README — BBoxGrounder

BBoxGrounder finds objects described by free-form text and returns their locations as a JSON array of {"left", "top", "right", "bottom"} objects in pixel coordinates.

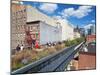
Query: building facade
[
  {"left": 90, "top": 25, "right": 95, "bottom": 35},
  {"left": 86, "top": 25, "right": 95, "bottom": 35},
  {"left": 86, "top": 35, "right": 96, "bottom": 43},
  {"left": 26, "top": 20, "right": 62, "bottom": 45},
  {"left": 74, "top": 26, "right": 81, "bottom": 38},
  {"left": 56, "top": 19, "right": 74, "bottom": 41},
  {"left": 78, "top": 52, "right": 96, "bottom": 70},
  {"left": 26, "top": 6, "right": 74, "bottom": 41},
  {"left": 11, "top": 3, "right": 75, "bottom": 49},
  {"left": 11, "top": 1, "right": 27, "bottom": 49}
]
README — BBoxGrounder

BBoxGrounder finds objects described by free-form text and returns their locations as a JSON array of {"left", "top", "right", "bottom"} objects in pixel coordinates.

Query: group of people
[
  {"left": 16, "top": 39, "right": 39, "bottom": 52},
  {"left": 16, "top": 44, "right": 24, "bottom": 52},
  {"left": 46, "top": 41, "right": 62, "bottom": 47},
  {"left": 46, "top": 42, "right": 57, "bottom": 47},
  {"left": 16, "top": 40, "right": 63, "bottom": 51}
]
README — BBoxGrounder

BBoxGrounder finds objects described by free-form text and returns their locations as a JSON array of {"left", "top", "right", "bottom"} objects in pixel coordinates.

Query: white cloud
[
  {"left": 84, "top": 23, "right": 95, "bottom": 34},
  {"left": 52, "top": 15, "right": 75, "bottom": 28},
  {"left": 52, "top": 15, "right": 69, "bottom": 23},
  {"left": 61, "top": 8, "right": 74, "bottom": 17},
  {"left": 52, "top": 15, "right": 63, "bottom": 20},
  {"left": 84, "top": 23, "right": 95, "bottom": 29},
  {"left": 91, "top": 20, "right": 95, "bottom": 23},
  {"left": 20, "top": 1, "right": 24, "bottom": 5},
  {"left": 39, "top": 3, "right": 58, "bottom": 14},
  {"left": 61, "top": 6, "right": 93, "bottom": 18}
]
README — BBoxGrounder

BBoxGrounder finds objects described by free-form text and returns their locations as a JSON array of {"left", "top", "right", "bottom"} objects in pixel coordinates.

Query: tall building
[
  {"left": 79, "top": 28, "right": 85, "bottom": 37},
  {"left": 74, "top": 25, "right": 81, "bottom": 38},
  {"left": 86, "top": 25, "right": 95, "bottom": 35},
  {"left": 11, "top": 1, "right": 27, "bottom": 49},
  {"left": 90, "top": 25, "right": 95, "bottom": 35}
]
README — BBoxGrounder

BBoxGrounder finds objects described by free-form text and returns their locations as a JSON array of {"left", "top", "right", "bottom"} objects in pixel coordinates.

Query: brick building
[
  {"left": 86, "top": 35, "right": 96, "bottom": 43},
  {"left": 11, "top": 1, "right": 27, "bottom": 49},
  {"left": 78, "top": 52, "right": 96, "bottom": 70},
  {"left": 78, "top": 42, "right": 96, "bottom": 70},
  {"left": 66, "top": 42, "right": 96, "bottom": 70}
]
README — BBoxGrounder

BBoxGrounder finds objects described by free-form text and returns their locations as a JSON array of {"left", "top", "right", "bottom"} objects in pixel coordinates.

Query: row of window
[
  {"left": 12, "top": 9, "right": 26, "bottom": 16},
  {"left": 12, "top": 19, "right": 26, "bottom": 26},
  {"left": 26, "top": 26, "right": 39, "bottom": 31},
  {"left": 16, "top": 33, "right": 25, "bottom": 38},
  {"left": 16, "top": 25, "right": 25, "bottom": 30},
  {"left": 12, "top": 15, "right": 26, "bottom": 21},
  {"left": 12, "top": 33, "right": 40, "bottom": 39},
  {"left": 15, "top": 40, "right": 25, "bottom": 44},
  {"left": 12, "top": 34, "right": 25, "bottom": 39}
]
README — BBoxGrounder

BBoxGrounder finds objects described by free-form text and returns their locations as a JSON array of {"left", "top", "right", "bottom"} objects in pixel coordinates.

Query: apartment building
[{"left": 11, "top": 1, "right": 27, "bottom": 49}]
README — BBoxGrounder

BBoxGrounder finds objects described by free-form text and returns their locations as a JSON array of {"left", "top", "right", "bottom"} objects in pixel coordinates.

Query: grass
[
  {"left": 11, "top": 37, "right": 84, "bottom": 71},
  {"left": 11, "top": 43, "right": 65, "bottom": 70}
]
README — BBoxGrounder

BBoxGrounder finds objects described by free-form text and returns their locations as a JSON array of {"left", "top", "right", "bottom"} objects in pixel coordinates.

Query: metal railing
[{"left": 11, "top": 41, "right": 84, "bottom": 75}]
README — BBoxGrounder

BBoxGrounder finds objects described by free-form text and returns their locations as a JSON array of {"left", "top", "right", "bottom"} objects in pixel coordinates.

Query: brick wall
[
  {"left": 78, "top": 52, "right": 96, "bottom": 70},
  {"left": 86, "top": 35, "right": 96, "bottom": 43}
]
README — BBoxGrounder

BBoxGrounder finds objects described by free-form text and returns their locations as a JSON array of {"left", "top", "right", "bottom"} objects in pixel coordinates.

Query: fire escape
[{"left": 25, "top": 26, "right": 33, "bottom": 48}]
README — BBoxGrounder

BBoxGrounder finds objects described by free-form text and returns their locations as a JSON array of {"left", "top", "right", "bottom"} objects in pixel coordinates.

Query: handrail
[{"left": 11, "top": 41, "right": 85, "bottom": 74}]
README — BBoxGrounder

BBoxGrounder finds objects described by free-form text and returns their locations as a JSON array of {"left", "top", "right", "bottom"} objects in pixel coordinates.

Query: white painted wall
[
  {"left": 26, "top": 5, "right": 74, "bottom": 43},
  {"left": 74, "top": 32, "right": 81, "bottom": 38},
  {"left": 57, "top": 19, "right": 74, "bottom": 41},
  {"left": 40, "top": 21, "right": 62, "bottom": 45}
]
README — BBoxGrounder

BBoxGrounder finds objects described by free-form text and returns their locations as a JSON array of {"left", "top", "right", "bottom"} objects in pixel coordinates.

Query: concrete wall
[
  {"left": 57, "top": 19, "right": 74, "bottom": 41},
  {"left": 40, "top": 21, "right": 62, "bottom": 45}
]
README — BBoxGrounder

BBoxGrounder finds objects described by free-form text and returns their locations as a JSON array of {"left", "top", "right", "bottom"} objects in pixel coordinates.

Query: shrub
[{"left": 65, "top": 37, "right": 85, "bottom": 47}]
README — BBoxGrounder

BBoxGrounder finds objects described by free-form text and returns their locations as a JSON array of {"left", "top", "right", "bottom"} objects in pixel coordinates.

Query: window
[
  {"left": 17, "top": 26, "right": 20, "bottom": 30},
  {"left": 30, "top": 26, "right": 32, "bottom": 31},
  {"left": 24, "top": 9, "right": 26, "bottom": 12},
  {"left": 17, "top": 34, "right": 19, "bottom": 37},
  {"left": 28, "top": 26, "right": 30, "bottom": 30}
]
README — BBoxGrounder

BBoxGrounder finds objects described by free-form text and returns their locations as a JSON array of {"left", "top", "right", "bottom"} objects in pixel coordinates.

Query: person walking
[
  {"left": 20, "top": 44, "right": 24, "bottom": 51},
  {"left": 16, "top": 44, "right": 20, "bottom": 52},
  {"left": 35, "top": 40, "right": 39, "bottom": 48},
  {"left": 32, "top": 38, "right": 36, "bottom": 48}
]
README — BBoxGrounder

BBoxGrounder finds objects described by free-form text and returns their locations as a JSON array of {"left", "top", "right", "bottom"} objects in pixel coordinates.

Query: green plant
[{"left": 65, "top": 37, "right": 85, "bottom": 47}]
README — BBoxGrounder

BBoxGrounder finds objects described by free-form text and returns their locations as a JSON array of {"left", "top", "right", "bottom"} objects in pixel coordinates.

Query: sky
[{"left": 22, "top": 1, "right": 96, "bottom": 28}]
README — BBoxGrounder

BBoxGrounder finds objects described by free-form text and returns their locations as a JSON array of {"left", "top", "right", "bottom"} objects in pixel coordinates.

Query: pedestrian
[
  {"left": 16, "top": 44, "right": 20, "bottom": 52},
  {"left": 32, "top": 38, "right": 36, "bottom": 47},
  {"left": 21, "top": 44, "right": 24, "bottom": 51},
  {"left": 35, "top": 40, "right": 39, "bottom": 48}
]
